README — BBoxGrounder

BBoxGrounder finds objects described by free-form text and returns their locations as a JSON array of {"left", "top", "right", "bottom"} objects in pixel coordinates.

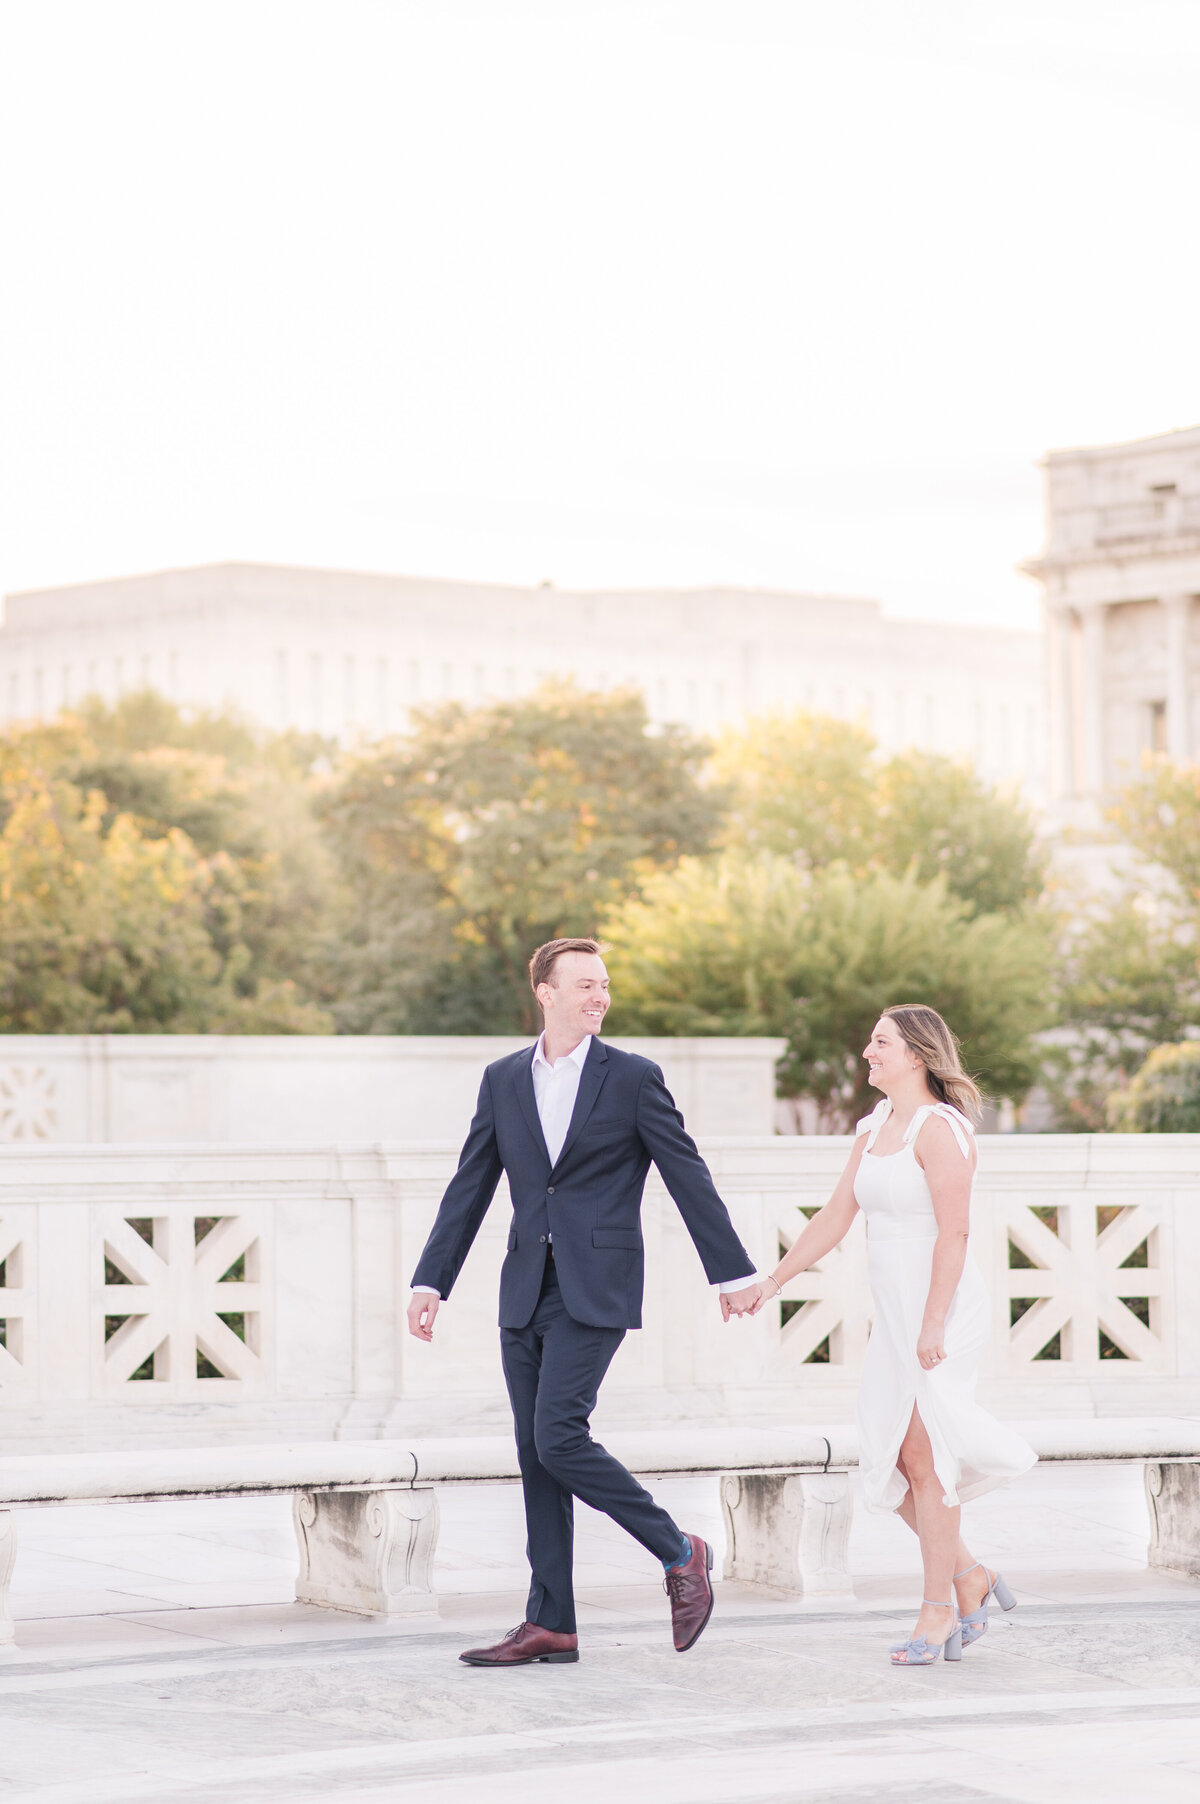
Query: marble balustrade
[{"left": 0, "top": 1134, "right": 1197, "bottom": 1453}]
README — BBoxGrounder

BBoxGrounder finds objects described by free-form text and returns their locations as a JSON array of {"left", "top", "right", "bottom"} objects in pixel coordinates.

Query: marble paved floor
[{"left": 2, "top": 1464, "right": 1199, "bottom": 1803}]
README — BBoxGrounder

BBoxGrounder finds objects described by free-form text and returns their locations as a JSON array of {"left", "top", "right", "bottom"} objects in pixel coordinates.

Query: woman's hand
[
  {"left": 748, "top": 1277, "right": 782, "bottom": 1316},
  {"left": 916, "top": 1320, "right": 946, "bottom": 1369}
]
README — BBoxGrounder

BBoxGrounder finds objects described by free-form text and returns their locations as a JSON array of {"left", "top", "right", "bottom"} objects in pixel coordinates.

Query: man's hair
[{"left": 529, "top": 938, "right": 604, "bottom": 993}]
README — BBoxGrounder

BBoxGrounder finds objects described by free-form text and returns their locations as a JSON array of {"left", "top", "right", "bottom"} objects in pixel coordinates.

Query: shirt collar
[{"left": 532, "top": 1032, "right": 594, "bottom": 1073}]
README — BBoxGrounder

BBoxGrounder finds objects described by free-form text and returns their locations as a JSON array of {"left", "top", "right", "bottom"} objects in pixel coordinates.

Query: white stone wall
[
  {"left": 0, "top": 563, "right": 1045, "bottom": 793},
  {"left": 0, "top": 1035, "right": 785, "bottom": 1145},
  {"left": 0, "top": 1133, "right": 1194, "bottom": 1452}
]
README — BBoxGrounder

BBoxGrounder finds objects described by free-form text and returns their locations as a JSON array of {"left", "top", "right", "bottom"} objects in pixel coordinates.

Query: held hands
[
  {"left": 720, "top": 1282, "right": 764, "bottom": 1321},
  {"left": 720, "top": 1276, "right": 784, "bottom": 1321},
  {"left": 916, "top": 1319, "right": 946, "bottom": 1369},
  {"left": 749, "top": 1275, "right": 782, "bottom": 1316},
  {"left": 406, "top": 1293, "right": 440, "bottom": 1342}
]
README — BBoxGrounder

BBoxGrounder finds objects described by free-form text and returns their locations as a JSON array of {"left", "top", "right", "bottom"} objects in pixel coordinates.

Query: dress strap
[
  {"left": 903, "top": 1101, "right": 975, "bottom": 1158},
  {"left": 855, "top": 1098, "right": 892, "bottom": 1149}
]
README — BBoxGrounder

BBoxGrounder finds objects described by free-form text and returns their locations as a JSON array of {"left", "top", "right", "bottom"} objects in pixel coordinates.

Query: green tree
[
  {"left": 1045, "top": 892, "right": 1200, "bottom": 1130},
  {"left": 1109, "top": 758, "right": 1200, "bottom": 901},
  {"left": 0, "top": 696, "right": 335, "bottom": 1032},
  {"left": 1107, "top": 1040, "right": 1200, "bottom": 1132},
  {"left": 603, "top": 854, "right": 1051, "bottom": 1128},
  {"left": 872, "top": 751, "right": 1046, "bottom": 917},
  {"left": 712, "top": 713, "right": 876, "bottom": 867},
  {"left": 1039, "top": 757, "right": 1200, "bottom": 1128},
  {"left": 319, "top": 683, "right": 723, "bottom": 1033},
  {"left": 0, "top": 764, "right": 230, "bottom": 1031},
  {"left": 716, "top": 712, "right": 1043, "bottom": 917}
]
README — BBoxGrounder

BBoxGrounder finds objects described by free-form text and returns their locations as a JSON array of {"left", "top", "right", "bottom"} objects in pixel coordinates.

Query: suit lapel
[
  {"left": 552, "top": 1035, "right": 609, "bottom": 1173},
  {"left": 514, "top": 1046, "right": 552, "bottom": 1167}
]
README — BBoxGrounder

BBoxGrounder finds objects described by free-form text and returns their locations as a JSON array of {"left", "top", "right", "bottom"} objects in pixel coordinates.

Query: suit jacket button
[
  {"left": 538, "top": 1235, "right": 547, "bottom": 1243},
  {"left": 547, "top": 1186, "right": 555, "bottom": 1194}
]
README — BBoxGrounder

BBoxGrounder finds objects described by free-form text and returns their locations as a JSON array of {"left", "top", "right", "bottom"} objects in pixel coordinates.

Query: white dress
[{"left": 853, "top": 1097, "right": 1037, "bottom": 1513}]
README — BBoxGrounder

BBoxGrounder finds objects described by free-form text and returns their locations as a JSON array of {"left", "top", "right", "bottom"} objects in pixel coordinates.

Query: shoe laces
[
  {"left": 663, "top": 1569, "right": 687, "bottom": 1603},
  {"left": 504, "top": 1623, "right": 529, "bottom": 1642}
]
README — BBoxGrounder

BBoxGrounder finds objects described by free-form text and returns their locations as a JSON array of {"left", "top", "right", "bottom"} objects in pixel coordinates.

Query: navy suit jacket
[{"left": 411, "top": 1037, "right": 756, "bottom": 1330}]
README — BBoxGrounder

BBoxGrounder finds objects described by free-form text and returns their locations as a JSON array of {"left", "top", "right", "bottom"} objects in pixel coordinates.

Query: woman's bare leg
[
  {"left": 893, "top": 1446, "right": 992, "bottom": 1617},
  {"left": 891, "top": 1407, "right": 959, "bottom": 1656}
]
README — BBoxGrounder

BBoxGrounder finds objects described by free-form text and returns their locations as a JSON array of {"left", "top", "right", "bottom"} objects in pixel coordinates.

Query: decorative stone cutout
[
  {"left": 0, "top": 1068, "right": 56, "bottom": 1142},
  {"left": 97, "top": 1208, "right": 268, "bottom": 1397}
]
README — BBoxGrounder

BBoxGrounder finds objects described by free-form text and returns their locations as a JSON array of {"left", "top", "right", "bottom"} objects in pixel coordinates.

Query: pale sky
[{"left": 2, "top": 0, "right": 1197, "bottom": 631}]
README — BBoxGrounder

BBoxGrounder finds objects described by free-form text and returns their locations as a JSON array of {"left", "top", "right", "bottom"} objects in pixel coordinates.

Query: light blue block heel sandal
[
  {"left": 956, "top": 1561, "right": 1017, "bottom": 1647},
  {"left": 889, "top": 1600, "right": 963, "bottom": 1666}
]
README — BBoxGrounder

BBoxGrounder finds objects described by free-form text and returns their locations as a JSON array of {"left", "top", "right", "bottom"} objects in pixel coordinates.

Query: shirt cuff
[
  {"left": 717, "top": 1274, "right": 758, "bottom": 1293},
  {"left": 411, "top": 1285, "right": 441, "bottom": 1298}
]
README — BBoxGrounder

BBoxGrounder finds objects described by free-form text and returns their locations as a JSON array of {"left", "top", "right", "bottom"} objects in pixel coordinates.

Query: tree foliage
[
  {"left": 0, "top": 695, "right": 334, "bottom": 1033},
  {"left": 1036, "top": 757, "right": 1200, "bottom": 1129},
  {"left": 1042, "top": 892, "right": 1200, "bottom": 1130},
  {"left": 318, "top": 683, "right": 723, "bottom": 1034},
  {"left": 1109, "top": 758, "right": 1200, "bottom": 901},
  {"left": 1106, "top": 1040, "right": 1200, "bottom": 1132},
  {"left": 603, "top": 854, "right": 1051, "bottom": 1127},
  {"left": 715, "top": 714, "right": 1044, "bottom": 916}
]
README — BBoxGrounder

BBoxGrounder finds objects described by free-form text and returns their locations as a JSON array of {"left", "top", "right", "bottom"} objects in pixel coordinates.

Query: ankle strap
[
  {"left": 953, "top": 1561, "right": 983, "bottom": 1580},
  {"left": 922, "top": 1598, "right": 952, "bottom": 1607}
]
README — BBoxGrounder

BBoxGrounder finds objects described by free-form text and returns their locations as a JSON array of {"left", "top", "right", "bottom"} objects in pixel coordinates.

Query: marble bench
[
  {"left": 2, "top": 1417, "right": 1198, "bottom": 1642},
  {"left": 0, "top": 1426, "right": 858, "bottom": 1642}
]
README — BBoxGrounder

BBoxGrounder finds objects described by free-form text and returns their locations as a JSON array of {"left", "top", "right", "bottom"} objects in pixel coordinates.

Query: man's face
[{"left": 538, "top": 951, "right": 611, "bottom": 1045}]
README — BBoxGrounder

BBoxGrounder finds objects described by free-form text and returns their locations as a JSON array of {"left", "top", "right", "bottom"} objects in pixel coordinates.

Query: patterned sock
[{"left": 662, "top": 1534, "right": 692, "bottom": 1572}]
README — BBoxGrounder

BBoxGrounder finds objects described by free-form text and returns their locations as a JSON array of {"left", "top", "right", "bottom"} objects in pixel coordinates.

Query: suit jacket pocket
[
  {"left": 585, "top": 1123, "right": 634, "bottom": 1145},
  {"left": 591, "top": 1228, "right": 641, "bottom": 1250}
]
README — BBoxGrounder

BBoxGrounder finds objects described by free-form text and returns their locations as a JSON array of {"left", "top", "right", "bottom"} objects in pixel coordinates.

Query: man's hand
[
  {"left": 407, "top": 1292, "right": 440, "bottom": 1342},
  {"left": 720, "top": 1283, "right": 762, "bottom": 1321}
]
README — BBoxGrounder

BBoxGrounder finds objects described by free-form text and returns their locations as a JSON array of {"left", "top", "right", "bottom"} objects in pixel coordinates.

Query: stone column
[
  {"left": 1163, "top": 596, "right": 1192, "bottom": 761},
  {"left": 1045, "top": 605, "right": 1075, "bottom": 800},
  {"left": 1079, "top": 603, "right": 1106, "bottom": 793}
]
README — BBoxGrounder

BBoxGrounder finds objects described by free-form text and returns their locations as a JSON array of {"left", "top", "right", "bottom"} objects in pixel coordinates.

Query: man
[{"left": 408, "top": 937, "right": 760, "bottom": 1667}]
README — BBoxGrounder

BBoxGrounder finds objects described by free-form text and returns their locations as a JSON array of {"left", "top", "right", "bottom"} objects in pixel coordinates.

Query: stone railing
[
  {"left": 1, "top": 1134, "right": 1197, "bottom": 1450},
  {"left": 0, "top": 1035, "right": 786, "bottom": 1144}
]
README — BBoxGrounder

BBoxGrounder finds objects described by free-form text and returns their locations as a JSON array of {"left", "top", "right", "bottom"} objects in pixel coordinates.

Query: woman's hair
[{"left": 881, "top": 1003, "right": 984, "bottom": 1124}]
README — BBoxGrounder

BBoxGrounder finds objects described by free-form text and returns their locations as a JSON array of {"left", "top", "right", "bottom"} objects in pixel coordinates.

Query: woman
[{"left": 752, "top": 1004, "right": 1036, "bottom": 1666}]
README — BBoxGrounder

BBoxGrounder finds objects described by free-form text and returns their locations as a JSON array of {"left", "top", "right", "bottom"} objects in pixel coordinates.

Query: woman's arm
[
  {"left": 749, "top": 1137, "right": 865, "bottom": 1312},
  {"left": 914, "top": 1115, "right": 975, "bottom": 1369}
]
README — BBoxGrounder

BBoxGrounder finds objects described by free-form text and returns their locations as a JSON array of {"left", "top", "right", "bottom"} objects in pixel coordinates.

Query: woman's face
[{"left": 863, "top": 1017, "right": 916, "bottom": 1092}]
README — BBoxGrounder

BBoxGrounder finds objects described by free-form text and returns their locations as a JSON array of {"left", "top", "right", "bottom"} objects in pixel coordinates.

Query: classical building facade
[
  {"left": 1025, "top": 424, "right": 1200, "bottom": 812},
  {"left": 0, "top": 563, "right": 1045, "bottom": 791}
]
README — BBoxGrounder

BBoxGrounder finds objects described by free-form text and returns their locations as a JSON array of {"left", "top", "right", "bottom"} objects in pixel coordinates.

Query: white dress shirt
[
  {"left": 531, "top": 1029, "right": 591, "bottom": 1164},
  {"left": 413, "top": 1033, "right": 757, "bottom": 1296}
]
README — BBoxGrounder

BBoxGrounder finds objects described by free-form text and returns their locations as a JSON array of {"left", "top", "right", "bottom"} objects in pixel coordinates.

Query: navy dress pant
[{"left": 500, "top": 1256, "right": 684, "bottom": 1634}]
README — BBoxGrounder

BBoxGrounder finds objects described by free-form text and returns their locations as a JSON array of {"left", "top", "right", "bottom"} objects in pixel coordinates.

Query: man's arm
[
  {"left": 408, "top": 1070, "right": 504, "bottom": 1312},
  {"left": 635, "top": 1064, "right": 757, "bottom": 1303}
]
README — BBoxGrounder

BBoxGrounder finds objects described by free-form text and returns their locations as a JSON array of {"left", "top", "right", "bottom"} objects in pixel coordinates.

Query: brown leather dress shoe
[
  {"left": 459, "top": 1622, "right": 580, "bottom": 1666},
  {"left": 664, "top": 1533, "right": 714, "bottom": 1652}
]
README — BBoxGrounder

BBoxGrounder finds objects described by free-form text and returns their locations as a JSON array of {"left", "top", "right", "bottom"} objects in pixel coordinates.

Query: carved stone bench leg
[
  {"left": 1146, "top": 1462, "right": 1200, "bottom": 1579},
  {"left": 294, "top": 1486, "right": 440, "bottom": 1617},
  {"left": 0, "top": 1509, "right": 14, "bottom": 1644},
  {"left": 721, "top": 1470, "right": 855, "bottom": 1599}
]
